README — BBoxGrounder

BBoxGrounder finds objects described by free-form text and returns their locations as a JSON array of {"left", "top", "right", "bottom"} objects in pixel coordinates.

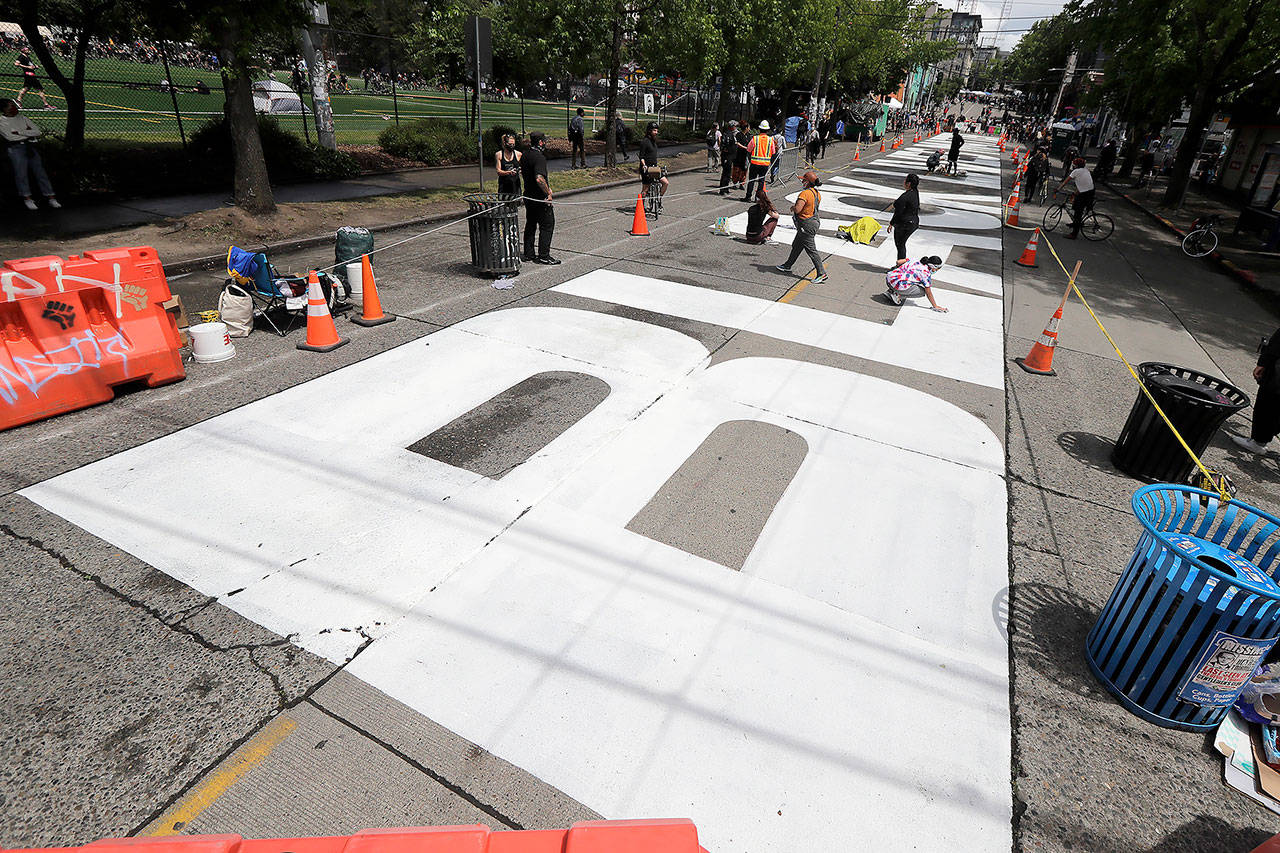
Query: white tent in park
[
  {"left": 0, "top": 21, "right": 54, "bottom": 39},
  {"left": 251, "top": 80, "right": 303, "bottom": 115},
  {"left": 885, "top": 97, "right": 904, "bottom": 110}
]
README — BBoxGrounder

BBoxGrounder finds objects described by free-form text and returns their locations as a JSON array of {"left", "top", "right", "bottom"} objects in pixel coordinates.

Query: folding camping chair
[{"left": 227, "top": 246, "right": 345, "bottom": 336}]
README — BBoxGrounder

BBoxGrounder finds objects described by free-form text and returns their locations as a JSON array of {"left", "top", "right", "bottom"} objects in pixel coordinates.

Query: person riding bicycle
[
  {"left": 639, "top": 122, "right": 668, "bottom": 202},
  {"left": 1055, "top": 156, "right": 1095, "bottom": 239}
]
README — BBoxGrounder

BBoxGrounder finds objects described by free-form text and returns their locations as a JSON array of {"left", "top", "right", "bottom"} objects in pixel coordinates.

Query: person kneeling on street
[
  {"left": 745, "top": 187, "right": 780, "bottom": 244},
  {"left": 885, "top": 255, "right": 947, "bottom": 312},
  {"left": 926, "top": 149, "right": 942, "bottom": 173}
]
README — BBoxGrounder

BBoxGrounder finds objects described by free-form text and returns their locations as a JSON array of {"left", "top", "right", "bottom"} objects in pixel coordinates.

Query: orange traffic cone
[
  {"left": 1005, "top": 185, "right": 1022, "bottom": 227},
  {"left": 1017, "top": 294, "right": 1068, "bottom": 375},
  {"left": 352, "top": 254, "right": 395, "bottom": 327},
  {"left": 630, "top": 192, "right": 650, "bottom": 236},
  {"left": 297, "top": 271, "right": 349, "bottom": 352},
  {"left": 879, "top": 139, "right": 886, "bottom": 152},
  {"left": 853, "top": 143, "right": 860, "bottom": 161},
  {"left": 1014, "top": 228, "right": 1040, "bottom": 268}
]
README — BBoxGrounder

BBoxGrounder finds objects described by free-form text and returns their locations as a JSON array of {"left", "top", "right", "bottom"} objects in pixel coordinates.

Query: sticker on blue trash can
[{"left": 1178, "top": 631, "right": 1276, "bottom": 706}]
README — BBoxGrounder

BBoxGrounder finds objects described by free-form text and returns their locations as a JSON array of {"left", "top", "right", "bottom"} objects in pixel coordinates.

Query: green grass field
[{"left": 0, "top": 53, "right": 645, "bottom": 146}]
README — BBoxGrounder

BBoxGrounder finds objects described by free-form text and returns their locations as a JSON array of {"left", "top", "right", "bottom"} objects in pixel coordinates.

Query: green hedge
[{"left": 378, "top": 118, "right": 476, "bottom": 164}]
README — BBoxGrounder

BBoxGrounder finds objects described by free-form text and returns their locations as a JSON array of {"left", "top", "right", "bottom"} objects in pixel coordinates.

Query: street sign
[
  {"left": 311, "top": 2, "right": 329, "bottom": 25},
  {"left": 464, "top": 15, "right": 492, "bottom": 81}
]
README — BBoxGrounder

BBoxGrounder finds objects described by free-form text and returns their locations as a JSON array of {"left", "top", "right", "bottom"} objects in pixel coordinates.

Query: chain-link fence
[{"left": 0, "top": 20, "right": 776, "bottom": 159}]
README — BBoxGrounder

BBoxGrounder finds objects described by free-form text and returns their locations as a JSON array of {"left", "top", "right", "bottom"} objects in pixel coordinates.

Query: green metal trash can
[{"left": 464, "top": 193, "right": 522, "bottom": 276}]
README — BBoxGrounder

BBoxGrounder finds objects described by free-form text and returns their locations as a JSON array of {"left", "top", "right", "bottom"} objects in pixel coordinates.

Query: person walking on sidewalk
[
  {"left": 520, "top": 132, "right": 559, "bottom": 264},
  {"left": 886, "top": 173, "right": 921, "bottom": 265},
  {"left": 706, "top": 122, "right": 721, "bottom": 172},
  {"left": 1233, "top": 331, "right": 1280, "bottom": 454},
  {"left": 495, "top": 132, "right": 522, "bottom": 196},
  {"left": 1024, "top": 149, "right": 1049, "bottom": 203},
  {"left": 614, "top": 115, "right": 629, "bottom": 160},
  {"left": 569, "top": 108, "right": 586, "bottom": 168},
  {"left": 15, "top": 48, "right": 54, "bottom": 110},
  {"left": 1056, "top": 157, "right": 1095, "bottom": 239},
  {"left": 0, "top": 99, "right": 60, "bottom": 210},
  {"left": 775, "top": 170, "right": 827, "bottom": 283}
]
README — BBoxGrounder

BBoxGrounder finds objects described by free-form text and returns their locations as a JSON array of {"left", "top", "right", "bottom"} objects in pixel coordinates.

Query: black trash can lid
[
  {"left": 1139, "top": 362, "right": 1248, "bottom": 409},
  {"left": 1147, "top": 373, "right": 1234, "bottom": 405}
]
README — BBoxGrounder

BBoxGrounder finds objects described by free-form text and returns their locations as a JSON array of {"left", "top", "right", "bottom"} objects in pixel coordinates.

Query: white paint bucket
[
  {"left": 346, "top": 262, "right": 363, "bottom": 299},
  {"left": 190, "top": 321, "right": 236, "bottom": 364}
]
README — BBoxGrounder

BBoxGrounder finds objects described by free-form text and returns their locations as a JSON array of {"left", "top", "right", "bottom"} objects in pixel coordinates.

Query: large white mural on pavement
[{"left": 24, "top": 135, "right": 1012, "bottom": 853}]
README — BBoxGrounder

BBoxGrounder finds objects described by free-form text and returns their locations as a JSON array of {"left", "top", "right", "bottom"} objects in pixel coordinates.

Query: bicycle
[
  {"left": 1044, "top": 193, "right": 1114, "bottom": 241},
  {"left": 642, "top": 165, "right": 667, "bottom": 219},
  {"left": 1181, "top": 214, "right": 1221, "bottom": 258}
]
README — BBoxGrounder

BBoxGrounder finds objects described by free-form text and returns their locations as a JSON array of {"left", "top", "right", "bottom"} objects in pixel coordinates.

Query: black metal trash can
[
  {"left": 1111, "top": 362, "right": 1249, "bottom": 482},
  {"left": 463, "top": 193, "right": 521, "bottom": 276}
]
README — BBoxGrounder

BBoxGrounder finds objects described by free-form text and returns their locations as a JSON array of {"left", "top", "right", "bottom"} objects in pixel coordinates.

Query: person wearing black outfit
[
  {"left": 718, "top": 124, "right": 736, "bottom": 195},
  {"left": 886, "top": 173, "right": 921, "bottom": 264},
  {"left": 1234, "top": 331, "right": 1280, "bottom": 454},
  {"left": 1094, "top": 139, "right": 1117, "bottom": 183},
  {"left": 638, "top": 122, "right": 667, "bottom": 201},
  {"left": 569, "top": 108, "right": 586, "bottom": 168},
  {"left": 947, "top": 128, "right": 963, "bottom": 172},
  {"left": 615, "top": 115, "right": 628, "bottom": 160},
  {"left": 495, "top": 132, "right": 522, "bottom": 196},
  {"left": 520, "top": 132, "right": 559, "bottom": 264}
]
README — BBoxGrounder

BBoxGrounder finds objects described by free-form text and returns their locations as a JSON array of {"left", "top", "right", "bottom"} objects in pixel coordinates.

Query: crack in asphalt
[{"left": 304, "top": 698, "right": 526, "bottom": 830}]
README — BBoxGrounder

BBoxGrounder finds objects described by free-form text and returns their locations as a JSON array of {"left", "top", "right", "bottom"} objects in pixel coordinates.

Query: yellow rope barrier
[{"left": 1033, "top": 230, "right": 1231, "bottom": 500}]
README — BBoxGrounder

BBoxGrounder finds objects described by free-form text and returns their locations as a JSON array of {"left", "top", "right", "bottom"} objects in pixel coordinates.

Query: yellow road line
[
  {"left": 144, "top": 715, "right": 297, "bottom": 836},
  {"left": 779, "top": 277, "right": 811, "bottom": 303}
]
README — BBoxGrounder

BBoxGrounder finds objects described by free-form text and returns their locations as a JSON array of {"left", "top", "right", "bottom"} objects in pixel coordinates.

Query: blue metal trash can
[{"left": 1086, "top": 484, "right": 1280, "bottom": 730}]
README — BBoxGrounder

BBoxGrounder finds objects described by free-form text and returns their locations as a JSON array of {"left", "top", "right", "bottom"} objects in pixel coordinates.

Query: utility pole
[
  {"left": 299, "top": 3, "right": 336, "bottom": 151},
  {"left": 1049, "top": 50, "right": 1077, "bottom": 122}
]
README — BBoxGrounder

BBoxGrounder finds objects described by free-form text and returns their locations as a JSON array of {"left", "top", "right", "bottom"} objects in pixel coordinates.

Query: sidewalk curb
[
  {"left": 163, "top": 164, "right": 708, "bottom": 276},
  {"left": 1106, "top": 185, "right": 1258, "bottom": 287}
]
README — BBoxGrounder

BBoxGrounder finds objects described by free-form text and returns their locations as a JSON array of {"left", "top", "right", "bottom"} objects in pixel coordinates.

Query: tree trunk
[
  {"left": 603, "top": 5, "right": 623, "bottom": 167},
  {"left": 219, "top": 31, "right": 275, "bottom": 214},
  {"left": 1162, "top": 84, "right": 1216, "bottom": 207},
  {"left": 17, "top": 1, "right": 88, "bottom": 150}
]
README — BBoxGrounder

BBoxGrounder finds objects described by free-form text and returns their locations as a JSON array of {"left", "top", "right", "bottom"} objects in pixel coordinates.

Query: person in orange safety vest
[{"left": 743, "top": 119, "right": 776, "bottom": 201}]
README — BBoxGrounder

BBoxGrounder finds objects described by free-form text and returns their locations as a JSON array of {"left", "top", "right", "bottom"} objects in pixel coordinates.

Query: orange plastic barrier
[
  {"left": 3, "top": 820, "right": 707, "bottom": 853},
  {"left": 0, "top": 246, "right": 184, "bottom": 431}
]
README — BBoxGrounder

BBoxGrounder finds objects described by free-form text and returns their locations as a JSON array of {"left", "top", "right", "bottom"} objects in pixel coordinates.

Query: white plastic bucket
[
  {"left": 346, "top": 261, "right": 363, "bottom": 299},
  {"left": 190, "top": 321, "right": 236, "bottom": 364}
]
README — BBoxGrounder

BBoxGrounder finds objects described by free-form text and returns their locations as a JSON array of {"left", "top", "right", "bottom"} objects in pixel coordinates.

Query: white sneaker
[
  {"left": 22, "top": 198, "right": 37, "bottom": 211},
  {"left": 46, "top": 197, "right": 61, "bottom": 209},
  {"left": 885, "top": 288, "right": 903, "bottom": 305},
  {"left": 1232, "top": 435, "right": 1269, "bottom": 454}
]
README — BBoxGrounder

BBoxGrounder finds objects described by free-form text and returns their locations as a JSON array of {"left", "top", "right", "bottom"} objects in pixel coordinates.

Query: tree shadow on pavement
[{"left": 1144, "top": 815, "right": 1272, "bottom": 853}]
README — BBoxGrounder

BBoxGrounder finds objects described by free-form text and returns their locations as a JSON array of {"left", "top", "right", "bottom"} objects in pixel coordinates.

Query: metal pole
[
  {"left": 475, "top": 25, "right": 483, "bottom": 190},
  {"left": 158, "top": 40, "right": 186, "bottom": 149},
  {"left": 390, "top": 51, "right": 399, "bottom": 126},
  {"left": 520, "top": 85, "right": 525, "bottom": 133}
]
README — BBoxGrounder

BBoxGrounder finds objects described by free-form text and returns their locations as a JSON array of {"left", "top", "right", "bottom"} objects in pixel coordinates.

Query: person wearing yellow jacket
[{"left": 743, "top": 119, "right": 776, "bottom": 201}]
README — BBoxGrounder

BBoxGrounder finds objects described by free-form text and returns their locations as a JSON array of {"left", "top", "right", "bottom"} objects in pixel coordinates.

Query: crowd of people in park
[{"left": 1, "top": 30, "right": 218, "bottom": 71}]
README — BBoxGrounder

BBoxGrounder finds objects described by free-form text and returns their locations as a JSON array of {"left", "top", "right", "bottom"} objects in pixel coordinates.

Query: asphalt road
[{"left": 4, "top": 114, "right": 1280, "bottom": 853}]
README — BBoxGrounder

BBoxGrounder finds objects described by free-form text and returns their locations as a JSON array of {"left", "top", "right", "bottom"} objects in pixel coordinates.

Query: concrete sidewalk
[
  {"left": 1095, "top": 173, "right": 1279, "bottom": 293},
  {"left": 0, "top": 142, "right": 705, "bottom": 242}
]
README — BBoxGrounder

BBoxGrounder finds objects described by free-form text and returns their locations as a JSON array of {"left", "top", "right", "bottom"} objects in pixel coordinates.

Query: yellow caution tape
[{"left": 1036, "top": 231, "right": 1231, "bottom": 500}]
